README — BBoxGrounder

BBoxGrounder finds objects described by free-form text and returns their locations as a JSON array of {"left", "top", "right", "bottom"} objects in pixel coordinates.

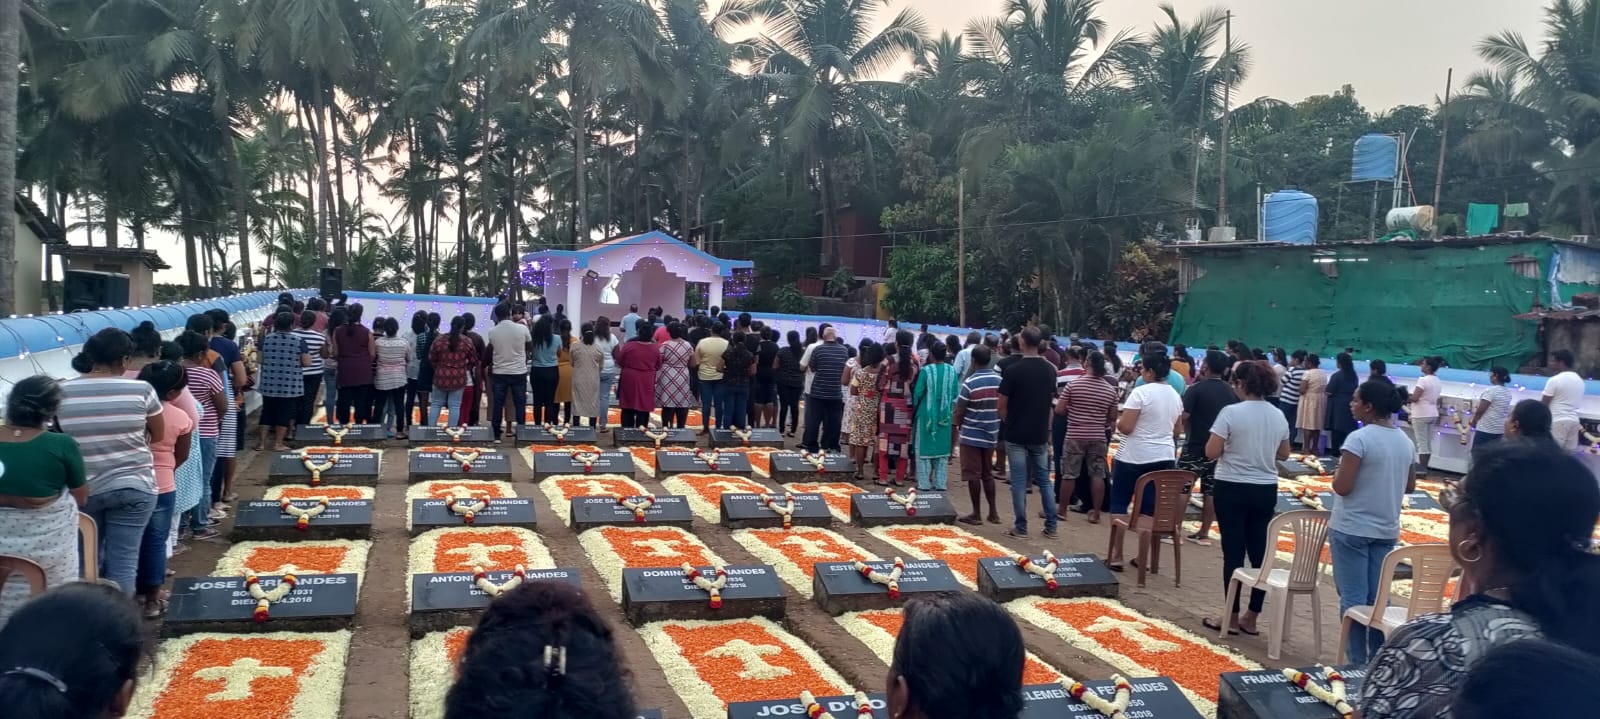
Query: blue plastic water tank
[
  {"left": 1351, "top": 134, "right": 1400, "bottom": 182},
  {"left": 1262, "top": 189, "right": 1319, "bottom": 244}
]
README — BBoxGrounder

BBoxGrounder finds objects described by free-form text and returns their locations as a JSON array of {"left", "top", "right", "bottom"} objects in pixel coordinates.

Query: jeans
[
  {"left": 376, "top": 386, "right": 406, "bottom": 433},
  {"left": 1007, "top": 443, "right": 1055, "bottom": 534},
  {"left": 322, "top": 372, "right": 338, "bottom": 422},
  {"left": 723, "top": 384, "right": 750, "bottom": 429},
  {"left": 429, "top": 388, "right": 466, "bottom": 426},
  {"left": 777, "top": 385, "right": 802, "bottom": 433},
  {"left": 915, "top": 456, "right": 949, "bottom": 491},
  {"left": 699, "top": 379, "right": 723, "bottom": 430},
  {"left": 1110, "top": 459, "right": 1177, "bottom": 515},
  {"left": 1214, "top": 480, "right": 1277, "bottom": 614},
  {"left": 85, "top": 487, "right": 157, "bottom": 596},
  {"left": 529, "top": 366, "right": 560, "bottom": 423},
  {"left": 801, "top": 395, "right": 845, "bottom": 452},
  {"left": 1330, "top": 529, "right": 1396, "bottom": 663},
  {"left": 491, "top": 373, "right": 529, "bottom": 438},
  {"left": 405, "top": 378, "right": 421, "bottom": 429},
  {"left": 137, "top": 491, "right": 177, "bottom": 594},
  {"left": 1280, "top": 400, "right": 1299, "bottom": 448},
  {"left": 598, "top": 372, "right": 617, "bottom": 427},
  {"left": 189, "top": 437, "right": 218, "bottom": 530}
]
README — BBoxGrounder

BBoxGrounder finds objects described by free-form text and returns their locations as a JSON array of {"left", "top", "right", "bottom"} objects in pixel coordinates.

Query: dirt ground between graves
[{"left": 168, "top": 437, "right": 1339, "bottom": 719}]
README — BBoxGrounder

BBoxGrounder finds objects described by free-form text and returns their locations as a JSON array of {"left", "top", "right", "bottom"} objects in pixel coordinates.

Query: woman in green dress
[{"left": 912, "top": 342, "right": 960, "bottom": 491}]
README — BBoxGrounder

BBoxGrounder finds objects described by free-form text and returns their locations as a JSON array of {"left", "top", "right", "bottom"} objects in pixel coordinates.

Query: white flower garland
[
  {"left": 683, "top": 562, "right": 729, "bottom": 609},
  {"left": 616, "top": 493, "right": 658, "bottom": 522},
  {"left": 1283, "top": 667, "right": 1353, "bottom": 719},
  {"left": 571, "top": 450, "right": 603, "bottom": 473},
  {"left": 731, "top": 426, "right": 754, "bottom": 446},
  {"left": 442, "top": 426, "right": 467, "bottom": 444},
  {"left": 799, "top": 690, "right": 872, "bottom": 719},
  {"left": 1291, "top": 453, "right": 1327, "bottom": 475},
  {"left": 1017, "top": 550, "right": 1061, "bottom": 590},
  {"left": 280, "top": 497, "right": 330, "bottom": 531},
  {"left": 643, "top": 426, "right": 670, "bottom": 449},
  {"left": 637, "top": 617, "right": 850, "bottom": 719},
  {"left": 887, "top": 488, "right": 917, "bottom": 516},
  {"left": 472, "top": 564, "right": 526, "bottom": 597},
  {"left": 1060, "top": 674, "right": 1132, "bottom": 718},
  {"left": 126, "top": 631, "right": 352, "bottom": 719},
  {"left": 1447, "top": 407, "right": 1472, "bottom": 445},
  {"left": 324, "top": 425, "right": 350, "bottom": 446},
  {"left": 855, "top": 557, "right": 905, "bottom": 598},
  {"left": 693, "top": 448, "right": 724, "bottom": 471},
  {"left": 541, "top": 422, "right": 573, "bottom": 443},
  {"left": 799, "top": 451, "right": 831, "bottom": 474},
  {"left": 299, "top": 449, "right": 336, "bottom": 486},
  {"left": 762, "top": 492, "right": 797, "bottom": 529},
  {"left": 446, "top": 495, "right": 490, "bottom": 524},
  {"left": 449, "top": 449, "right": 482, "bottom": 472},
  {"left": 1292, "top": 487, "right": 1325, "bottom": 510},
  {"left": 244, "top": 570, "right": 298, "bottom": 622}
]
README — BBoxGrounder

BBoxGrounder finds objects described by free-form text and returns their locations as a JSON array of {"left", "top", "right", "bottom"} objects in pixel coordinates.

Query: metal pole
[
  {"left": 958, "top": 169, "right": 967, "bottom": 327},
  {"left": 1432, "top": 68, "right": 1453, "bottom": 238},
  {"left": 1217, "top": 10, "right": 1233, "bottom": 228}
]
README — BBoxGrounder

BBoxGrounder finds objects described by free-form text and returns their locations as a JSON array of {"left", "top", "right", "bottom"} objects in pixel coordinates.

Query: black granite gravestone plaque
[
  {"left": 620, "top": 564, "right": 787, "bottom": 623},
  {"left": 849, "top": 491, "right": 958, "bottom": 527},
  {"left": 292, "top": 424, "right": 388, "bottom": 448},
  {"left": 265, "top": 451, "right": 381, "bottom": 486},
  {"left": 231, "top": 500, "right": 374, "bottom": 541},
  {"left": 517, "top": 424, "right": 600, "bottom": 444},
  {"left": 162, "top": 573, "right": 358, "bottom": 636},
  {"left": 409, "top": 449, "right": 513, "bottom": 481},
  {"left": 812, "top": 559, "right": 963, "bottom": 615},
  {"left": 1020, "top": 677, "right": 1203, "bottom": 719},
  {"left": 1274, "top": 492, "right": 1334, "bottom": 515},
  {"left": 410, "top": 497, "right": 537, "bottom": 536},
  {"left": 408, "top": 425, "right": 496, "bottom": 445},
  {"left": 1278, "top": 456, "right": 1338, "bottom": 477},
  {"left": 531, "top": 450, "right": 634, "bottom": 480},
  {"left": 709, "top": 428, "right": 787, "bottom": 449},
  {"left": 408, "top": 568, "right": 582, "bottom": 635},
  {"left": 613, "top": 427, "right": 699, "bottom": 448},
  {"left": 976, "top": 553, "right": 1118, "bottom": 602},
  {"left": 657, "top": 450, "right": 754, "bottom": 478},
  {"left": 720, "top": 493, "right": 833, "bottom": 529},
  {"left": 769, "top": 452, "right": 856, "bottom": 484},
  {"left": 728, "top": 694, "right": 889, "bottom": 719},
  {"left": 1217, "top": 666, "right": 1367, "bottom": 719},
  {"left": 1402, "top": 491, "right": 1443, "bottom": 513},
  {"left": 570, "top": 494, "right": 695, "bottom": 532}
]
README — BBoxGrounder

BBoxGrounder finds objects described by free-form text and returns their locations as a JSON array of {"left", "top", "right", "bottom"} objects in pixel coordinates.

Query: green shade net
[{"left": 1170, "top": 242, "right": 1551, "bottom": 370}]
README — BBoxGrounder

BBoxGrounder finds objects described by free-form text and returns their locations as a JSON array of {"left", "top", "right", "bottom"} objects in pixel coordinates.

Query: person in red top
[
  {"left": 428, "top": 317, "right": 480, "bottom": 426},
  {"left": 614, "top": 320, "right": 663, "bottom": 428}
]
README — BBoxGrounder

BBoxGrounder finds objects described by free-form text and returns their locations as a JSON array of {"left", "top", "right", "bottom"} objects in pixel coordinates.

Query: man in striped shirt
[
  {"left": 1278, "top": 350, "right": 1306, "bottom": 449},
  {"left": 953, "top": 346, "right": 1002, "bottom": 524},
  {"left": 292, "top": 310, "right": 328, "bottom": 427}
]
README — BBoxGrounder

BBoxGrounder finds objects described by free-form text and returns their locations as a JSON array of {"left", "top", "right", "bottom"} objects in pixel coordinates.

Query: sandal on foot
[
  {"left": 1202, "top": 617, "right": 1239, "bottom": 636},
  {"left": 958, "top": 515, "right": 982, "bottom": 525}
]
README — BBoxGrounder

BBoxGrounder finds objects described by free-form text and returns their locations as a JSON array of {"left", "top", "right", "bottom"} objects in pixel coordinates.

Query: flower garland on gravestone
[
  {"left": 855, "top": 557, "right": 904, "bottom": 598},
  {"left": 1016, "top": 550, "right": 1060, "bottom": 589},
  {"left": 280, "top": 497, "right": 330, "bottom": 531},
  {"left": 799, "top": 690, "right": 873, "bottom": 719},
  {"left": 542, "top": 423, "right": 571, "bottom": 443},
  {"left": 616, "top": 493, "right": 657, "bottom": 522},
  {"left": 324, "top": 425, "right": 350, "bottom": 446},
  {"left": 446, "top": 495, "right": 490, "bottom": 524},
  {"left": 1283, "top": 667, "right": 1353, "bottom": 719},
  {"left": 761, "top": 492, "right": 796, "bottom": 529},
  {"left": 473, "top": 565, "right": 526, "bottom": 597},
  {"left": 693, "top": 448, "right": 721, "bottom": 471},
  {"left": 245, "top": 570, "right": 298, "bottom": 622},
  {"left": 299, "top": 450, "right": 336, "bottom": 486},
  {"left": 682, "top": 563, "right": 728, "bottom": 609},
  {"left": 1060, "top": 674, "right": 1132, "bottom": 718},
  {"left": 888, "top": 488, "right": 917, "bottom": 516}
]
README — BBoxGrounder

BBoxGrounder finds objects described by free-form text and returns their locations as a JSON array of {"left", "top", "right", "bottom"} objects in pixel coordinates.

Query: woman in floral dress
[
  {"left": 847, "top": 343, "right": 884, "bottom": 481},
  {"left": 877, "top": 330, "right": 920, "bottom": 487},
  {"left": 655, "top": 323, "right": 695, "bottom": 428}
]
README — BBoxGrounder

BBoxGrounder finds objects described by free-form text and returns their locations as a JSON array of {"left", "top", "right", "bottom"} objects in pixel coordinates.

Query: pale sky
[{"left": 136, "top": 0, "right": 1547, "bottom": 284}]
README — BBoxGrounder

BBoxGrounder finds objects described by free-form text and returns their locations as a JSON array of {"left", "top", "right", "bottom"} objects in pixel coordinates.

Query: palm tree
[
  {"left": 745, "top": 0, "right": 929, "bottom": 266},
  {"left": 1463, "top": 0, "right": 1600, "bottom": 233}
]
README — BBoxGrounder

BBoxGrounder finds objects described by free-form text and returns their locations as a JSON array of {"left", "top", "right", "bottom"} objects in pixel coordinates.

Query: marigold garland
[
  {"left": 471, "top": 564, "right": 525, "bottom": 597},
  {"left": 1016, "top": 550, "right": 1060, "bottom": 590},
  {"left": 1060, "top": 674, "right": 1132, "bottom": 718},
  {"left": 279, "top": 498, "right": 330, "bottom": 531},
  {"left": 1283, "top": 667, "right": 1353, "bottom": 719},
  {"left": 762, "top": 492, "right": 797, "bottom": 529},
  {"left": 855, "top": 557, "right": 905, "bottom": 598},
  {"left": 617, "top": 493, "right": 657, "bottom": 522},
  {"left": 245, "top": 571, "right": 298, "bottom": 622},
  {"left": 683, "top": 562, "right": 729, "bottom": 609}
]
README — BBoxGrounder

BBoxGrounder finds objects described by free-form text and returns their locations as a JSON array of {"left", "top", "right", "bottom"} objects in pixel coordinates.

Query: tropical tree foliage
[{"left": 0, "top": 0, "right": 1588, "bottom": 332}]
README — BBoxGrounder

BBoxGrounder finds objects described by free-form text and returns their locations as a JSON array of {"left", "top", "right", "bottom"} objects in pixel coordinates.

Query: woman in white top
[
  {"left": 1469, "top": 366, "right": 1514, "bottom": 460},
  {"left": 372, "top": 317, "right": 414, "bottom": 438},
  {"left": 1202, "top": 361, "right": 1290, "bottom": 635},
  {"left": 1106, "top": 353, "right": 1183, "bottom": 571},
  {"left": 593, "top": 315, "right": 620, "bottom": 431},
  {"left": 1407, "top": 356, "right": 1444, "bottom": 473}
]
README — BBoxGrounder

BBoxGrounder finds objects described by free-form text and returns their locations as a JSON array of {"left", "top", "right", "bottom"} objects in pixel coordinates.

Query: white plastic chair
[
  {"left": 1336, "top": 543, "right": 1457, "bottom": 663},
  {"left": 1220, "top": 509, "right": 1332, "bottom": 659}
]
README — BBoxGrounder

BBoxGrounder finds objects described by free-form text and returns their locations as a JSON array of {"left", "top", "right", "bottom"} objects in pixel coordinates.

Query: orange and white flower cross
[
  {"left": 868, "top": 525, "right": 1017, "bottom": 588},
  {"left": 638, "top": 616, "right": 851, "bottom": 719},
  {"left": 835, "top": 608, "right": 1064, "bottom": 685},
  {"left": 627, "top": 446, "right": 660, "bottom": 476},
  {"left": 732, "top": 527, "right": 879, "bottom": 597},
  {"left": 538, "top": 474, "right": 646, "bottom": 526},
  {"left": 661, "top": 473, "right": 772, "bottom": 523},
  {"left": 1008, "top": 597, "right": 1261, "bottom": 714},
  {"left": 783, "top": 481, "right": 868, "bottom": 523},
  {"left": 127, "top": 631, "right": 352, "bottom": 719},
  {"left": 578, "top": 525, "right": 726, "bottom": 602},
  {"left": 214, "top": 540, "right": 372, "bottom": 585},
  {"left": 409, "top": 527, "right": 555, "bottom": 576}
]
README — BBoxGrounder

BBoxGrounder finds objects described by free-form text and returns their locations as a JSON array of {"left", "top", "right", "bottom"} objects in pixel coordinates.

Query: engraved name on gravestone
[
  {"left": 409, "top": 497, "right": 537, "bottom": 536},
  {"left": 409, "top": 449, "right": 513, "bottom": 481},
  {"left": 849, "top": 491, "right": 958, "bottom": 527},
  {"left": 1217, "top": 666, "right": 1367, "bottom": 719},
  {"left": 266, "top": 451, "right": 381, "bottom": 486},
  {"left": 231, "top": 500, "right": 374, "bottom": 541},
  {"left": 769, "top": 452, "right": 856, "bottom": 483},
  {"left": 719, "top": 493, "right": 833, "bottom": 529},
  {"left": 1020, "top": 677, "right": 1203, "bottom": 719},
  {"left": 620, "top": 564, "right": 786, "bottom": 623},
  {"left": 531, "top": 451, "right": 633, "bottom": 480},
  {"left": 408, "top": 425, "right": 496, "bottom": 444},
  {"left": 569, "top": 494, "right": 695, "bottom": 532},
  {"left": 408, "top": 568, "right": 582, "bottom": 636},
  {"left": 517, "top": 424, "right": 600, "bottom": 444},
  {"left": 812, "top": 559, "right": 963, "bottom": 615},
  {"left": 163, "top": 573, "right": 358, "bottom": 637},
  {"left": 975, "top": 553, "right": 1119, "bottom": 603},
  {"left": 612, "top": 427, "right": 698, "bottom": 448},
  {"left": 709, "top": 427, "right": 787, "bottom": 449},
  {"left": 1275, "top": 492, "right": 1335, "bottom": 515},
  {"left": 656, "top": 450, "right": 754, "bottom": 478}
]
